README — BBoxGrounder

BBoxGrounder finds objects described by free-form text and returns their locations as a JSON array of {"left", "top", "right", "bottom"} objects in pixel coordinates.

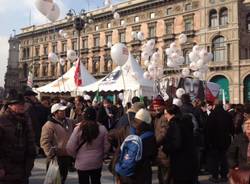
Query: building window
[
  {"left": 95, "top": 26, "right": 99, "bottom": 31},
  {"left": 219, "top": 8, "right": 228, "bottom": 26},
  {"left": 43, "top": 46, "right": 48, "bottom": 55},
  {"left": 82, "top": 39, "right": 88, "bottom": 49},
  {"left": 185, "top": 3, "right": 192, "bottom": 11},
  {"left": 148, "top": 24, "right": 156, "bottom": 38},
  {"left": 150, "top": 12, "right": 155, "bottom": 19},
  {"left": 184, "top": 50, "right": 191, "bottom": 64},
  {"left": 119, "top": 32, "right": 126, "bottom": 43},
  {"left": 72, "top": 41, "right": 77, "bottom": 50},
  {"left": 246, "top": 13, "right": 250, "bottom": 31},
  {"left": 52, "top": 44, "right": 57, "bottom": 53},
  {"left": 62, "top": 43, "right": 67, "bottom": 52},
  {"left": 184, "top": 19, "right": 193, "bottom": 31},
  {"left": 94, "top": 37, "right": 100, "bottom": 47},
  {"left": 209, "top": 9, "right": 218, "bottom": 27},
  {"left": 120, "top": 19, "right": 125, "bottom": 26},
  {"left": 212, "top": 36, "right": 226, "bottom": 62},
  {"left": 107, "top": 22, "right": 111, "bottom": 29},
  {"left": 245, "top": 48, "right": 248, "bottom": 59},
  {"left": 134, "top": 16, "right": 140, "bottom": 22},
  {"left": 106, "top": 35, "right": 112, "bottom": 45},
  {"left": 165, "top": 22, "right": 173, "bottom": 34},
  {"left": 35, "top": 47, "right": 40, "bottom": 57},
  {"left": 166, "top": 8, "right": 173, "bottom": 15}
]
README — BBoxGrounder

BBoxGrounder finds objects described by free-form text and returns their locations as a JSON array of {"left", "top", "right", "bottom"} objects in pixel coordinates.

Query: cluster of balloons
[
  {"left": 187, "top": 45, "right": 213, "bottom": 79},
  {"left": 110, "top": 43, "right": 129, "bottom": 67},
  {"left": 48, "top": 50, "right": 77, "bottom": 65},
  {"left": 35, "top": 0, "right": 60, "bottom": 22},
  {"left": 131, "top": 31, "right": 144, "bottom": 41},
  {"left": 142, "top": 39, "right": 163, "bottom": 81},
  {"left": 59, "top": 30, "right": 68, "bottom": 39},
  {"left": 165, "top": 34, "right": 188, "bottom": 68}
]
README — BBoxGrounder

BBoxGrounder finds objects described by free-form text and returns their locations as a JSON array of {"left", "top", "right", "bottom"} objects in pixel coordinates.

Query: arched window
[
  {"left": 219, "top": 8, "right": 228, "bottom": 26},
  {"left": 209, "top": 9, "right": 218, "bottom": 27},
  {"left": 247, "top": 13, "right": 250, "bottom": 31},
  {"left": 212, "top": 36, "right": 226, "bottom": 62}
]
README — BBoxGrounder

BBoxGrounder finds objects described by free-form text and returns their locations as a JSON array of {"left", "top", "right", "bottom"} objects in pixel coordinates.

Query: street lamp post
[{"left": 66, "top": 9, "right": 93, "bottom": 61}]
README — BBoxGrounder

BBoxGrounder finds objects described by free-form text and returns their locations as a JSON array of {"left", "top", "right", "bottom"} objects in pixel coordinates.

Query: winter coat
[
  {"left": 97, "top": 105, "right": 116, "bottom": 130},
  {"left": 163, "top": 116, "right": 198, "bottom": 181},
  {"left": 40, "top": 116, "right": 73, "bottom": 158},
  {"left": 205, "top": 106, "right": 234, "bottom": 151},
  {"left": 66, "top": 124, "right": 110, "bottom": 171},
  {"left": 233, "top": 112, "right": 244, "bottom": 135},
  {"left": 154, "top": 114, "right": 169, "bottom": 167},
  {"left": 228, "top": 133, "right": 250, "bottom": 169},
  {"left": 0, "top": 109, "right": 36, "bottom": 183}
]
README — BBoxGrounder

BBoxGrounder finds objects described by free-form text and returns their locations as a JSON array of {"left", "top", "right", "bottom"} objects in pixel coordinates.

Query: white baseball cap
[
  {"left": 135, "top": 109, "right": 152, "bottom": 124},
  {"left": 51, "top": 103, "right": 67, "bottom": 114}
]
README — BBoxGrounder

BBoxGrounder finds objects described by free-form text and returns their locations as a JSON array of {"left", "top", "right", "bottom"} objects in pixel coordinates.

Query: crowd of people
[{"left": 0, "top": 89, "right": 250, "bottom": 184}]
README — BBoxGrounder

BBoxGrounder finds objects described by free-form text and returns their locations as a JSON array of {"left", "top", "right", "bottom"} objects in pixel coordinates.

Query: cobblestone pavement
[{"left": 30, "top": 158, "right": 228, "bottom": 184}]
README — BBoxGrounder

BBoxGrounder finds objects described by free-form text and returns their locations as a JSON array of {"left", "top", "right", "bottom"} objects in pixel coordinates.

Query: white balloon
[
  {"left": 146, "top": 39, "right": 155, "bottom": 50},
  {"left": 104, "top": 0, "right": 112, "bottom": 6},
  {"left": 141, "top": 52, "right": 150, "bottom": 61},
  {"left": 189, "top": 52, "right": 199, "bottom": 63},
  {"left": 163, "top": 93, "right": 169, "bottom": 101},
  {"left": 59, "top": 58, "right": 66, "bottom": 66},
  {"left": 48, "top": 52, "right": 58, "bottom": 63},
  {"left": 118, "top": 92, "right": 124, "bottom": 100},
  {"left": 173, "top": 98, "right": 182, "bottom": 107},
  {"left": 59, "top": 29, "right": 64, "bottom": 36},
  {"left": 182, "top": 68, "right": 190, "bottom": 77},
  {"left": 170, "top": 53, "right": 179, "bottom": 62},
  {"left": 176, "top": 56, "right": 185, "bottom": 65},
  {"left": 131, "top": 31, "right": 137, "bottom": 39},
  {"left": 176, "top": 88, "right": 186, "bottom": 99},
  {"left": 107, "top": 41, "right": 112, "bottom": 48},
  {"left": 84, "top": 95, "right": 91, "bottom": 100},
  {"left": 197, "top": 59, "right": 205, "bottom": 68},
  {"left": 148, "top": 64, "right": 156, "bottom": 73},
  {"left": 143, "top": 71, "right": 151, "bottom": 80},
  {"left": 167, "top": 59, "right": 178, "bottom": 68},
  {"left": 46, "top": 3, "right": 60, "bottom": 22},
  {"left": 193, "top": 71, "right": 202, "bottom": 79},
  {"left": 165, "top": 48, "right": 174, "bottom": 56},
  {"left": 176, "top": 48, "right": 183, "bottom": 56},
  {"left": 192, "top": 45, "right": 201, "bottom": 53},
  {"left": 151, "top": 59, "right": 159, "bottom": 66},
  {"left": 170, "top": 42, "right": 177, "bottom": 50},
  {"left": 35, "top": 0, "right": 53, "bottom": 16},
  {"left": 190, "top": 62, "right": 199, "bottom": 71},
  {"left": 151, "top": 52, "right": 160, "bottom": 62},
  {"left": 63, "top": 32, "right": 68, "bottom": 39},
  {"left": 199, "top": 65, "right": 209, "bottom": 72},
  {"left": 137, "top": 32, "right": 144, "bottom": 41},
  {"left": 179, "top": 33, "right": 187, "bottom": 44},
  {"left": 113, "top": 12, "right": 120, "bottom": 20},
  {"left": 67, "top": 50, "right": 77, "bottom": 62},
  {"left": 111, "top": 43, "right": 129, "bottom": 66},
  {"left": 157, "top": 68, "right": 164, "bottom": 77}
]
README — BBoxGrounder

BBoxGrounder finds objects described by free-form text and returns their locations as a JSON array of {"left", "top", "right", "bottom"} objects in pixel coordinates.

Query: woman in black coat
[{"left": 163, "top": 104, "right": 198, "bottom": 184}]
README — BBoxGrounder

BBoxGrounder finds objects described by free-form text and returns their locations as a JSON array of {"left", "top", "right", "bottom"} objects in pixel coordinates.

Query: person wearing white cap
[
  {"left": 119, "top": 108, "right": 157, "bottom": 184},
  {"left": 40, "top": 103, "right": 74, "bottom": 184}
]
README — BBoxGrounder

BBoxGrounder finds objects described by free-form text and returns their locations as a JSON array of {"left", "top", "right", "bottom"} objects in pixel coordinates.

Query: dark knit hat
[
  {"left": 24, "top": 90, "right": 38, "bottom": 97},
  {"left": 5, "top": 90, "right": 25, "bottom": 105}
]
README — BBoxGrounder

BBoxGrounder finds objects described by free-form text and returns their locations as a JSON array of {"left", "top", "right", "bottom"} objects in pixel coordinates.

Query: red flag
[{"left": 74, "top": 59, "right": 82, "bottom": 86}]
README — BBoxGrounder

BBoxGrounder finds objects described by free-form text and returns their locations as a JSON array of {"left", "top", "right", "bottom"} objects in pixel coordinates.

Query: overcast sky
[{"left": 0, "top": 0, "right": 124, "bottom": 87}]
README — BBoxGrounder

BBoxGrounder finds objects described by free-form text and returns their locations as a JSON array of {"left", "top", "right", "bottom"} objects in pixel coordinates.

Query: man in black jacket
[{"left": 205, "top": 99, "right": 234, "bottom": 182}]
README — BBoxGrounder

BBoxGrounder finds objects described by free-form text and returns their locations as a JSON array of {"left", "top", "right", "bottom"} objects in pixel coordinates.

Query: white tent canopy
[
  {"left": 76, "top": 55, "right": 154, "bottom": 99},
  {"left": 36, "top": 62, "right": 96, "bottom": 93}
]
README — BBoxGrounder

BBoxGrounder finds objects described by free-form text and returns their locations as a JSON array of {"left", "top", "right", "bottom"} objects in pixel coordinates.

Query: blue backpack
[{"left": 115, "top": 130, "right": 154, "bottom": 176}]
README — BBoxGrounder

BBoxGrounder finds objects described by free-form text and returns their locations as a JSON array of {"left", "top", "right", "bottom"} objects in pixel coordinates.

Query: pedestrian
[
  {"left": 117, "top": 108, "right": 157, "bottom": 184},
  {"left": 0, "top": 91, "right": 36, "bottom": 184},
  {"left": 151, "top": 95, "right": 170, "bottom": 184},
  {"left": 40, "top": 103, "right": 74, "bottom": 184},
  {"left": 205, "top": 99, "right": 234, "bottom": 183},
  {"left": 66, "top": 107, "right": 110, "bottom": 184},
  {"left": 163, "top": 104, "right": 198, "bottom": 184}
]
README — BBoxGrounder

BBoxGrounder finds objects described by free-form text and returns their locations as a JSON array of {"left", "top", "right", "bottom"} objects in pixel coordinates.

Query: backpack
[{"left": 115, "top": 130, "right": 154, "bottom": 176}]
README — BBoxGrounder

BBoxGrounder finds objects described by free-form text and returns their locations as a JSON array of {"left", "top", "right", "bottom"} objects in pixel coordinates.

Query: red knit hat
[{"left": 151, "top": 95, "right": 165, "bottom": 110}]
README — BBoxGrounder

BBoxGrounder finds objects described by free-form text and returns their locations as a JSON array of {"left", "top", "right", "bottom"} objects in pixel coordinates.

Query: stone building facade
[
  {"left": 4, "top": 36, "right": 20, "bottom": 91},
  {"left": 15, "top": 0, "right": 250, "bottom": 103}
]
